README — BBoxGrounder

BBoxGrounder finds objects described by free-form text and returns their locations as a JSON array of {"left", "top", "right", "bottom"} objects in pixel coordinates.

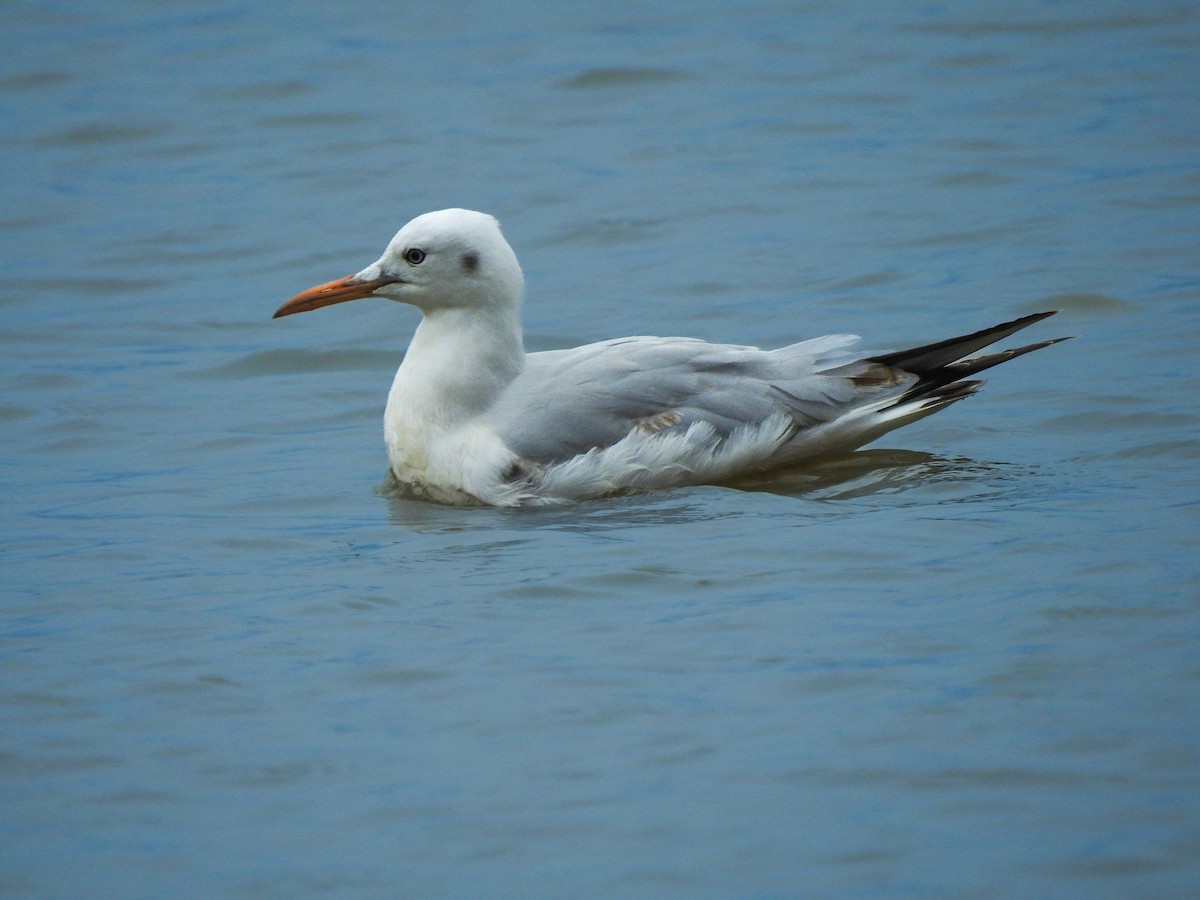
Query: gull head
[{"left": 274, "top": 208, "right": 524, "bottom": 319}]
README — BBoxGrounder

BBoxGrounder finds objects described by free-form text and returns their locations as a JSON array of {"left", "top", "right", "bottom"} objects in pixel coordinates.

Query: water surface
[{"left": 2, "top": 1, "right": 1199, "bottom": 896}]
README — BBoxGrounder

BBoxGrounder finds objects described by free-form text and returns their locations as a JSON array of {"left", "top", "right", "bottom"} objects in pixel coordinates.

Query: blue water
[{"left": 3, "top": 1, "right": 1199, "bottom": 896}]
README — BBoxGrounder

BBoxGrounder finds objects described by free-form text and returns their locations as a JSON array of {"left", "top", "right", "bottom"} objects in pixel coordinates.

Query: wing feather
[{"left": 487, "top": 334, "right": 878, "bottom": 463}]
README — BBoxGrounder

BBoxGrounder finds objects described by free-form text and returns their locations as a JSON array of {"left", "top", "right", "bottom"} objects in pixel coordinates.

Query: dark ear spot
[{"left": 461, "top": 252, "right": 480, "bottom": 273}]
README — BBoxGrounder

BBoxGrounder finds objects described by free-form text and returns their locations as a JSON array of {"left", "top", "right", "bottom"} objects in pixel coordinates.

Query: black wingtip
[
  {"left": 874, "top": 311, "right": 1070, "bottom": 405},
  {"left": 869, "top": 310, "right": 1064, "bottom": 373}
]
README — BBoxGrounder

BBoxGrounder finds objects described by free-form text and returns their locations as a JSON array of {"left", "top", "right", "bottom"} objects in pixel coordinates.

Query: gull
[{"left": 274, "top": 208, "right": 1067, "bottom": 507}]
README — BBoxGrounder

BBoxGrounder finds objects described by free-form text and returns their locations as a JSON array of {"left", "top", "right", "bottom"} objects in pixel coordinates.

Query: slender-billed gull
[{"left": 274, "top": 208, "right": 1067, "bottom": 506}]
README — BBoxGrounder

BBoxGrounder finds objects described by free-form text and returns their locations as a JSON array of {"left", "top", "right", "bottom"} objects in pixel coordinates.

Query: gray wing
[
  {"left": 485, "top": 312, "right": 1067, "bottom": 467},
  {"left": 485, "top": 334, "right": 892, "bottom": 463}
]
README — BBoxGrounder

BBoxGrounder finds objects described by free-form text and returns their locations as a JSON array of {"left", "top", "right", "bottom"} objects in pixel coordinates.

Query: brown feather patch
[
  {"left": 635, "top": 410, "right": 683, "bottom": 433},
  {"left": 849, "top": 363, "right": 904, "bottom": 387}
]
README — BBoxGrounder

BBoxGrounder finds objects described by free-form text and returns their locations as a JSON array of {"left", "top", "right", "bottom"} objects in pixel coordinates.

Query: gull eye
[{"left": 403, "top": 247, "right": 427, "bottom": 265}]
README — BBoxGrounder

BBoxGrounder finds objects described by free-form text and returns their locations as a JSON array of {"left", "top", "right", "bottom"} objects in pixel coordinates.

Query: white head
[{"left": 274, "top": 208, "right": 524, "bottom": 319}]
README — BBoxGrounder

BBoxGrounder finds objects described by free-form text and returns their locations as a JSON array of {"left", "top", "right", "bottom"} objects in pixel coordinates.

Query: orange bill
[{"left": 273, "top": 275, "right": 398, "bottom": 319}]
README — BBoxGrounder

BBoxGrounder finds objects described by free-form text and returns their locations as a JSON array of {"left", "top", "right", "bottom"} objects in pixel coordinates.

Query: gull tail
[{"left": 786, "top": 311, "right": 1070, "bottom": 461}]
